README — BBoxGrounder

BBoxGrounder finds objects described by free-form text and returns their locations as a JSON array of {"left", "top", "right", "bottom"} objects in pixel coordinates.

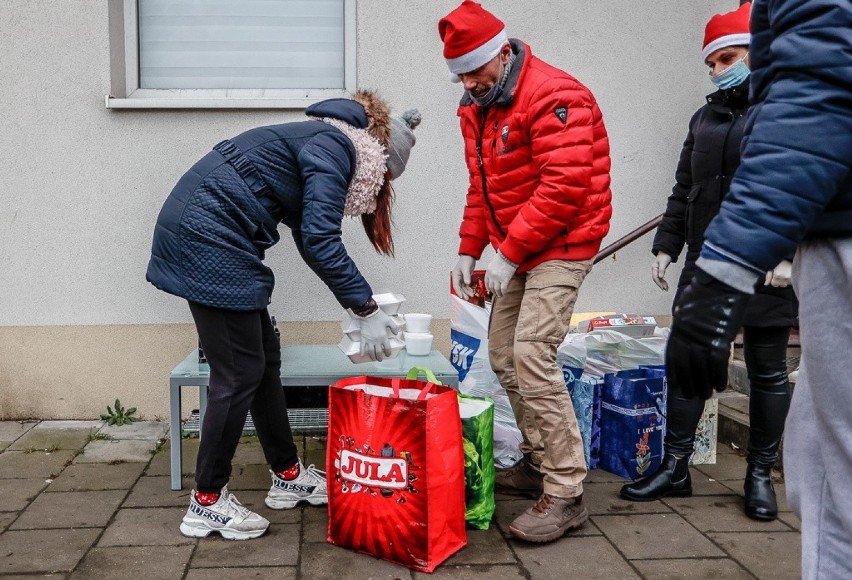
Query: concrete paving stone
[
  {"left": 414, "top": 564, "right": 525, "bottom": 579},
  {"left": 10, "top": 489, "right": 125, "bottom": 530},
  {"left": 98, "top": 420, "right": 168, "bottom": 441},
  {"left": 74, "top": 439, "right": 156, "bottom": 464},
  {"left": 189, "top": 523, "right": 300, "bottom": 568},
  {"left": 232, "top": 440, "right": 267, "bottom": 465},
  {"left": 694, "top": 452, "right": 749, "bottom": 481},
  {"left": 494, "top": 499, "right": 601, "bottom": 538},
  {"left": 70, "top": 545, "right": 194, "bottom": 580},
  {"left": 662, "top": 496, "right": 789, "bottom": 532},
  {"left": 632, "top": 558, "right": 753, "bottom": 579},
  {"left": 594, "top": 513, "right": 726, "bottom": 559},
  {"left": 232, "top": 489, "right": 305, "bottom": 525},
  {"left": 441, "top": 525, "right": 516, "bottom": 566},
  {"left": 298, "top": 541, "right": 413, "bottom": 580},
  {"left": 9, "top": 426, "right": 96, "bottom": 452},
  {"left": 661, "top": 495, "right": 790, "bottom": 533},
  {"left": 303, "top": 436, "right": 327, "bottom": 468},
  {"left": 0, "top": 528, "right": 100, "bottom": 574},
  {"left": 122, "top": 475, "right": 193, "bottom": 507},
  {"left": 584, "top": 468, "right": 629, "bottom": 483},
  {"left": 777, "top": 512, "right": 801, "bottom": 531},
  {"left": 302, "top": 502, "right": 331, "bottom": 543},
  {"left": 145, "top": 438, "right": 200, "bottom": 477},
  {"left": 690, "top": 470, "right": 741, "bottom": 496},
  {"left": 0, "top": 450, "right": 77, "bottom": 479},
  {"left": 0, "top": 421, "right": 37, "bottom": 443},
  {"left": 513, "top": 535, "right": 639, "bottom": 580},
  {"left": 0, "top": 478, "right": 49, "bottom": 511},
  {"left": 229, "top": 464, "right": 274, "bottom": 491},
  {"left": 47, "top": 462, "right": 146, "bottom": 492},
  {"left": 34, "top": 420, "right": 104, "bottom": 431},
  {"left": 185, "top": 567, "right": 297, "bottom": 580},
  {"left": 98, "top": 507, "right": 194, "bottom": 547},
  {"left": 0, "top": 511, "right": 17, "bottom": 532},
  {"left": 708, "top": 531, "right": 801, "bottom": 580},
  {"left": 583, "top": 482, "right": 674, "bottom": 516}
]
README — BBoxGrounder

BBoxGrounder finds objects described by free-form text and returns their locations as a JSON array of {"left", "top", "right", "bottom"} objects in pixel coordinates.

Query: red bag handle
[{"left": 332, "top": 374, "right": 441, "bottom": 401}]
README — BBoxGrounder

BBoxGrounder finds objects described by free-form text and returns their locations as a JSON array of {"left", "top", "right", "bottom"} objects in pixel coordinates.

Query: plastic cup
[
  {"left": 405, "top": 332, "right": 433, "bottom": 356},
  {"left": 404, "top": 313, "right": 433, "bottom": 334}
]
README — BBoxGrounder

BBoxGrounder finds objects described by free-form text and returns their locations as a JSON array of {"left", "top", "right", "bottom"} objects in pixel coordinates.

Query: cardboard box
[{"left": 577, "top": 314, "right": 657, "bottom": 338}]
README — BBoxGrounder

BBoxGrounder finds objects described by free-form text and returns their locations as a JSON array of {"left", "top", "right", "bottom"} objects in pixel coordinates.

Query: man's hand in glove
[
  {"left": 484, "top": 251, "right": 518, "bottom": 298},
  {"left": 451, "top": 255, "right": 477, "bottom": 299},
  {"left": 356, "top": 308, "right": 401, "bottom": 362},
  {"left": 652, "top": 252, "right": 673, "bottom": 291},
  {"left": 666, "top": 269, "right": 750, "bottom": 400}
]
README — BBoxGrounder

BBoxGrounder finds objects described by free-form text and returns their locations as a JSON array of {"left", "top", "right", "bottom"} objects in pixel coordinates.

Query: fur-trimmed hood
[{"left": 304, "top": 90, "right": 392, "bottom": 154}]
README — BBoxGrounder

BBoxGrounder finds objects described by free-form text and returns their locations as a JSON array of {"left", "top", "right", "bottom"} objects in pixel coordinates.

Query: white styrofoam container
[
  {"left": 340, "top": 314, "right": 404, "bottom": 341},
  {"left": 338, "top": 335, "right": 405, "bottom": 364},
  {"left": 372, "top": 293, "right": 406, "bottom": 315}
]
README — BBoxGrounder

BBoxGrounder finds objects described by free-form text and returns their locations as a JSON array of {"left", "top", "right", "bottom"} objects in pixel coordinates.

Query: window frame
[{"left": 106, "top": 0, "right": 357, "bottom": 109}]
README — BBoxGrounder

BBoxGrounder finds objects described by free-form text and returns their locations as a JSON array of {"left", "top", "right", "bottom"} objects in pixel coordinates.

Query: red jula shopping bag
[{"left": 326, "top": 375, "right": 467, "bottom": 573}]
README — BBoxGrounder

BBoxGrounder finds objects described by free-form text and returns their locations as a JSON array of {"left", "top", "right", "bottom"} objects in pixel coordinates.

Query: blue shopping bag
[
  {"left": 599, "top": 368, "right": 667, "bottom": 479},
  {"left": 562, "top": 366, "right": 602, "bottom": 469}
]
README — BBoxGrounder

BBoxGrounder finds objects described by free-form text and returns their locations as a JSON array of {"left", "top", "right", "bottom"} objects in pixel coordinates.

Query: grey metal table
[{"left": 169, "top": 345, "right": 459, "bottom": 490}]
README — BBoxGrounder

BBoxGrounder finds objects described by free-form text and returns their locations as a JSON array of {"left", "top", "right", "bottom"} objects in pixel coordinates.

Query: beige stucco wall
[{"left": 1, "top": 0, "right": 730, "bottom": 418}]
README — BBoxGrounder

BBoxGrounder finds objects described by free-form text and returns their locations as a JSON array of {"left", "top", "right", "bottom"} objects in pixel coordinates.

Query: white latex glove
[
  {"left": 484, "top": 251, "right": 518, "bottom": 298},
  {"left": 451, "top": 255, "right": 477, "bottom": 299},
  {"left": 356, "top": 309, "right": 401, "bottom": 361},
  {"left": 765, "top": 260, "right": 793, "bottom": 288},
  {"left": 652, "top": 252, "right": 673, "bottom": 291}
]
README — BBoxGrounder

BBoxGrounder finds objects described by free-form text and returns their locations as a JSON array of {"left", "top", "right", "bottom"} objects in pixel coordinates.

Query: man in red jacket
[{"left": 439, "top": 1, "right": 612, "bottom": 543}]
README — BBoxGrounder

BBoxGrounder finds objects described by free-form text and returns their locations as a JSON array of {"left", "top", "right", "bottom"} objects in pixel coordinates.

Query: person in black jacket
[
  {"left": 146, "top": 91, "right": 420, "bottom": 540},
  {"left": 620, "top": 3, "right": 797, "bottom": 522}
]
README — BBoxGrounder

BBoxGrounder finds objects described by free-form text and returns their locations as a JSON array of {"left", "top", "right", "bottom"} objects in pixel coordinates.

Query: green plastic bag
[{"left": 407, "top": 368, "right": 495, "bottom": 529}]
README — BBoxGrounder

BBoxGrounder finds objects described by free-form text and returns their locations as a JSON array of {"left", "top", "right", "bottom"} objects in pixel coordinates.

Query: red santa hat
[
  {"left": 703, "top": 2, "right": 751, "bottom": 60},
  {"left": 438, "top": 1, "right": 508, "bottom": 82}
]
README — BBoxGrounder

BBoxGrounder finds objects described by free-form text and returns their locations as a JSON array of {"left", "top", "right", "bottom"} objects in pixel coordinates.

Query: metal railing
[{"left": 593, "top": 213, "right": 663, "bottom": 264}]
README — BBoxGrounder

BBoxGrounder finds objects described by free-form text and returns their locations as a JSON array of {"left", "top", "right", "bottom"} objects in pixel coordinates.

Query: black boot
[
  {"left": 741, "top": 326, "right": 792, "bottom": 522},
  {"left": 620, "top": 454, "right": 692, "bottom": 501},
  {"left": 744, "top": 463, "right": 777, "bottom": 520}
]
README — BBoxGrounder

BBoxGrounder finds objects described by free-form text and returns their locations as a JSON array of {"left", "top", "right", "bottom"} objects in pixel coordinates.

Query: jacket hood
[{"left": 304, "top": 91, "right": 393, "bottom": 155}]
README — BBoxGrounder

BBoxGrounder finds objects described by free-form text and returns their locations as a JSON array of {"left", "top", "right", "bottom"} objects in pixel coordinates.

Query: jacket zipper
[
  {"left": 718, "top": 110, "right": 737, "bottom": 203},
  {"left": 476, "top": 109, "right": 507, "bottom": 238}
]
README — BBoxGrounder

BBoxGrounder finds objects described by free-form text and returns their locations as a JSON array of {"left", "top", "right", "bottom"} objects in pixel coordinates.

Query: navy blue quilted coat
[
  {"left": 146, "top": 99, "right": 373, "bottom": 311},
  {"left": 700, "top": 0, "right": 852, "bottom": 274}
]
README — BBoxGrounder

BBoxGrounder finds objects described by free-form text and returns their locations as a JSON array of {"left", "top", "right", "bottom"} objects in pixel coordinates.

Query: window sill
[{"left": 104, "top": 94, "right": 347, "bottom": 110}]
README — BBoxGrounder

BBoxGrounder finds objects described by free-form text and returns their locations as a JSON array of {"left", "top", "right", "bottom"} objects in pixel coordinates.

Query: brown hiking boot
[
  {"left": 508, "top": 493, "right": 588, "bottom": 543},
  {"left": 494, "top": 458, "right": 544, "bottom": 498}
]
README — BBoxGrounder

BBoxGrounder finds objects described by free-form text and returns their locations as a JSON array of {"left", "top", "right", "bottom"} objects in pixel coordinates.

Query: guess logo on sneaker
[
  {"left": 339, "top": 449, "right": 407, "bottom": 490},
  {"left": 189, "top": 502, "right": 232, "bottom": 525},
  {"left": 273, "top": 480, "right": 316, "bottom": 494}
]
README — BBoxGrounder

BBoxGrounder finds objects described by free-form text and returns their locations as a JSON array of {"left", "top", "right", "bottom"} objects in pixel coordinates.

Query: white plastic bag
[{"left": 449, "top": 293, "right": 523, "bottom": 468}]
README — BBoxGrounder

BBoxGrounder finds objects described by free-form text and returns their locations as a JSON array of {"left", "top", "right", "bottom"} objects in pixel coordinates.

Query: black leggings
[
  {"left": 665, "top": 325, "right": 792, "bottom": 465},
  {"left": 189, "top": 301, "right": 299, "bottom": 492}
]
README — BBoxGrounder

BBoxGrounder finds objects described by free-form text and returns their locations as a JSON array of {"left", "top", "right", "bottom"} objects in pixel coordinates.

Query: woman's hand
[
  {"left": 652, "top": 252, "right": 673, "bottom": 291},
  {"left": 764, "top": 260, "right": 792, "bottom": 287},
  {"left": 356, "top": 309, "right": 401, "bottom": 361}
]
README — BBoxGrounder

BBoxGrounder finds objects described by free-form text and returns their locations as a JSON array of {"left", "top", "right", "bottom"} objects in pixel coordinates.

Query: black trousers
[
  {"left": 189, "top": 301, "right": 299, "bottom": 492},
  {"left": 665, "top": 325, "right": 792, "bottom": 465}
]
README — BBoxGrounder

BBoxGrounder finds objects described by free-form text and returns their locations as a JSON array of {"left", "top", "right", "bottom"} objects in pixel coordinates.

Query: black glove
[{"left": 666, "top": 269, "right": 750, "bottom": 400}]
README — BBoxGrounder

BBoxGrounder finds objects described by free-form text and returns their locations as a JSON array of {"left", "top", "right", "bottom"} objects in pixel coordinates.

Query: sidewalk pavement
[{"left": 0, "top": 420, "right": 801, "bottom": 579}]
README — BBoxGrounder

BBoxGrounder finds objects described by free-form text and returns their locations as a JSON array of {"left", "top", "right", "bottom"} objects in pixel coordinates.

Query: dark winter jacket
[
  {"left": 700, "top": 0, "right": 852, "bottom": 279},
  {"left": 146, "top": 99, "right": 379, "bottom": 311},
  {"left": 654, "top": 80, "right": 797, "bottom": 327}
]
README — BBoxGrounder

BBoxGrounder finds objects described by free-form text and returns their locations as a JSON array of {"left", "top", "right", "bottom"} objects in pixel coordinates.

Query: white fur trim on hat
[
  {"left": 702, "top": 32, "right": 750, "bottom": 60},
  {"left": 445, "top": 29, "right": 509, "bottom": 75}
]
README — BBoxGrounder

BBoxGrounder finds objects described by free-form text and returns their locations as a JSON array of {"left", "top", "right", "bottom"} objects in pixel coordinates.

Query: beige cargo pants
[{"left": 489, "top": 259, "right": 592, "bottom": 498}]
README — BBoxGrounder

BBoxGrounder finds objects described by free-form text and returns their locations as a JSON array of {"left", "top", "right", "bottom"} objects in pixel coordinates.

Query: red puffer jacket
[{"left": 457, "top": 40, "right": 612, "bottom": 271}]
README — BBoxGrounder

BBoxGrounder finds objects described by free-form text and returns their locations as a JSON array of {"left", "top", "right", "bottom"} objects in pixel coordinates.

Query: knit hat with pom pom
[{"left": 387, "top": 109, "right": 422, "bottom": 180}]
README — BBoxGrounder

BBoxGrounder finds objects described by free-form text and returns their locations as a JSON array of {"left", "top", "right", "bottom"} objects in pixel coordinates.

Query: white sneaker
[
  {"left": 180, "top": 486, "right": 269, "bottom": 540},
  {"left": 265, "top": 462, "right": 328, "bottom": 509}
]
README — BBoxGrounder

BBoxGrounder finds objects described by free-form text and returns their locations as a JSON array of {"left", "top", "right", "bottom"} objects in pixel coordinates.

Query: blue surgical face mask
[{"left": 710, "top": 56, "right": 750, "bottom": 90}]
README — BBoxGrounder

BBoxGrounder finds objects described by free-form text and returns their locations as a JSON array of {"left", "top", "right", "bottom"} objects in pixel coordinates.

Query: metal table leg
[{"left": 169, "top": 378, "right": 182, "bottom": 491}]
